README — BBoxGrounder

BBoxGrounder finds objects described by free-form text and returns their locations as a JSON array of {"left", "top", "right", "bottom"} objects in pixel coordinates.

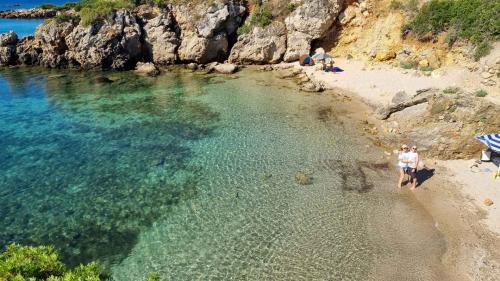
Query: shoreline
[
  {"left": 285, "top": 61, "right": 500, "bottom": 280},
  {"left": 1, "top": 57, "right": 499, "bottom": 280}
]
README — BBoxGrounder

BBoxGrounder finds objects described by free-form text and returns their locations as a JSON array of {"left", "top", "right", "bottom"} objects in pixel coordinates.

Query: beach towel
[{"left": 325, "top": 67, "right": 344, "bottom": 73}]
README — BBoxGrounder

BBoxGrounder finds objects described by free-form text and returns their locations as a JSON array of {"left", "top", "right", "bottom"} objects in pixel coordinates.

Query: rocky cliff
[{"left": 0, "top": 0, "right": 345, "bottom": 70}]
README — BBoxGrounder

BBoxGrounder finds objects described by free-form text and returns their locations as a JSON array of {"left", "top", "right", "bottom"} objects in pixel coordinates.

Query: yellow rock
[
  {"left": 484, "top": 198, "right": 494, "bottom": 206},
  {"left": 375, "top": 50, "right": 396, "bottom": 61},
  {"left": 419, "top": 59, "right": 430, "bottom": 68}
]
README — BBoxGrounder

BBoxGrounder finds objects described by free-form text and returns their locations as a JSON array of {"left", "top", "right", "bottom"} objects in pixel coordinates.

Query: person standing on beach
[
  {"left": 408, "top": 146, "right": 419, "bottom": 189},
  {"left": 397, "top": 145, "right": 410, "bottom": 189}
]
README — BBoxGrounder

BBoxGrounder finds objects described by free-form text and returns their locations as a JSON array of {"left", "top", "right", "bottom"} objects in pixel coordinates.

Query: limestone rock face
[
  {"left": 35, "top": 21, "right": 76, "bottom": 68},
  {"left": 0, "top": 31, "right": 18, "bottom": 65},
  {"left": 284, "top": 0, "right": 343, "bottom": 62},
  {"left": 16, "top": 36, "right": 40, "bottom": 65},
  {"left": 229, "top": 22, "right": 287, "bottom": 64},
  {"left": 174, "top": 1, "right": 246, "bottom": 63},
  {"left": 65, "top": 9, "right": 143, "bottom": 70},
  {"left": 142, "top": 6, "right": 179, "bottom": 65}
]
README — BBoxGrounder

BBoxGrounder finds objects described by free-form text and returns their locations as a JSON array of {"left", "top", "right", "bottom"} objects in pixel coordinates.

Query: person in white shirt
[
  {"left": 407, "top": 146, "right": 419, "bottom": 189},
  {"left": 397, "top": 144, "right": 411, "bottom": 189}
]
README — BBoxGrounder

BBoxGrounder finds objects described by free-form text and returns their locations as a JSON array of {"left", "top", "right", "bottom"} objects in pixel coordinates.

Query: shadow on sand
[{"left": 417, "top": 168, "right": 435, "bottom": 187}]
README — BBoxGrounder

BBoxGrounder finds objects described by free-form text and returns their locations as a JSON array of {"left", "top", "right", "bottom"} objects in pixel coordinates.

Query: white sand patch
[
  {"left": 439, "top": 159, "right": 500, "bottom": 236},
  {"left": 296, "top": 58, "right": 500, "bottom": 107}
]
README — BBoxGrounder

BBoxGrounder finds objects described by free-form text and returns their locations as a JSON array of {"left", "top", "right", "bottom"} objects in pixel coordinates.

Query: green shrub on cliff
[
  {"left": 79, "top": 0, "right": 135, "bottom": 26},
  {"left": 403, "top": 0, "right": 500, "bottom": 59},
  {"left": 251, "top": 4, "right": 273, "bottom": 27},
  {"left": 0, "top": 244, "right": 101, "bottom": 281},
  {"left": 38, "top": 3, "right": 58, "bottom": 9}
]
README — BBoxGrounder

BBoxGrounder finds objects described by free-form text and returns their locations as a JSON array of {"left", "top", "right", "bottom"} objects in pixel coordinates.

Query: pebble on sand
[{"left": 484, "top": 198, "right": 494, "bottom": 206}]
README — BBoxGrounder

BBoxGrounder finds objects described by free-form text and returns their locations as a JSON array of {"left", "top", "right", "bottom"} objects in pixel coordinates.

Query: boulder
[
  {"left": 229, "top": 22, "right": 287, "bottom": 64},
  {"left": 300, "top": 81, "right": 324, "bottom": 92},
  {"left": 214, "top": 63, "right": 238, "bottom": 74},
  {"left": 65, "top": 9, "right": 142, "bottom": 70},
  {"left": 16, "top": 36, "right": 40, "bottom": 65},
  {"left": 284, "top": 0, "right": 343, "bottom": 62},
  {"left": 0, "top": 31, "right": 19, "bottom": 65},
  {"left": 376, "top": 50, "right": 396, "bottom": 61},
  {"left": 35, "top": 20, "right": 76, "bottom": 68},
  {"left": 142, "top": 7, "right": 179, "bottom": 65},
  {"left": 173, "top": 1, "right": 246, "bottom": 63},
  {"left": 0, "top": 31, "right": 18, "bottom": 46},
  {"left": 135, "top": 62, "right": 160, "bottom": 76}
]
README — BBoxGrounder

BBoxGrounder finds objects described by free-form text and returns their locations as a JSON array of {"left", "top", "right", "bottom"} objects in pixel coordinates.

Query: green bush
[
  {"left": 443, "top": 87, "right": 460, "bottom": 94},
  {"left": 146, "top": 272, "right": 161, "bottom": 281},
  {"left": 79, "top": 0, "right": 135, "bottom": 27},
  {"left": 54, "top": 13, "right": 79, "bottom": 23},
  {"left": 0, "top": 244, "right": 65, "bottom": 280},
  {"left": 475, "top": 89, "right": 488, "bottom": 97},
  {"left": 400, "top": 60, "right": 418, "bottom": 69},
  {"left": 250, "top": 4, "right": 273, "bottom": 28},
  {"left": 63, "top": 2, "right": 80, "bottom": 9},
  {"left": 287, "top": 3, "right": 298, "bottom": 12},
  {"left": 389, "top": 0, "right": 404, "bottom": 10},
  {"left": 237, "top": 24, "right": 251, "bottom": 35},
  {"left": 0, "top": 244, "right": 102, "bottom": 281},
  {"left": 38, "top": 3, "right": 58, "bottom": 9},
  {"left": 404, "top": 0, "right": 500, "bottom": 59}
]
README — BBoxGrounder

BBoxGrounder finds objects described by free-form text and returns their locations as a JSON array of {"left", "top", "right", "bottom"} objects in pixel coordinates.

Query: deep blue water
[
  {"left": 0, "top": 18, "right": 44, "bottom": 38},
  {"left": 0, "top": 1, "right": 73, "bottom": 37},
  {"left": 0, "top": 0, "right": 71, "bottom": 10}
]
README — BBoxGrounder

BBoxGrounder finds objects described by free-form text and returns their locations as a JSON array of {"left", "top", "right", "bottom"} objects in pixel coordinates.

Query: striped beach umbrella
[{"left": 476, "top": 133, "right": 500, "bottom": 153}]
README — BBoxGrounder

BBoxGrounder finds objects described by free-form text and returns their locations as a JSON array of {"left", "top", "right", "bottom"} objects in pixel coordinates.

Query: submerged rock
[
  {"left": 135, "top": 62, "right": 160, "bottom": 76},
  {"left": 295, "top": 171, "right": 313, "bottom": 185},
  {"left": 213, "top": 63, "right": 238, "bottom": 74}
]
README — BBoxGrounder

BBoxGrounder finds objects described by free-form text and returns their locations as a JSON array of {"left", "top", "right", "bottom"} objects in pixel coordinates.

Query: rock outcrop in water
[
  {"left": 0, "top": 31, "right": 18, "bottom": 65},
  {"left": 0, "top": 8, "right": 57, "bottom": 19},
  {"left": 0, "top": 0, "right": 348, "bottom": 69}
]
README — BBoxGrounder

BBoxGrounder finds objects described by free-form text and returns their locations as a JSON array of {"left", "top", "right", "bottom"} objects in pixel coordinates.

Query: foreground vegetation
[
  {"left": 0, "top": 244, "right": 162, "bottom": 281},
  {"left": 0, "top": 244, "right": 101, "bottom": 281},
  {"left": 402, "top": 0, "right": 500, "bottom": 60}
]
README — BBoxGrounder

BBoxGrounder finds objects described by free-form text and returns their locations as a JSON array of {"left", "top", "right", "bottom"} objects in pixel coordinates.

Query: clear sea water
[
  {"left": 0, "top": 0, "right": 70, "bottom": 10},
  {"left": 0, "top": 67, "right": 452, "bottom": 280}
]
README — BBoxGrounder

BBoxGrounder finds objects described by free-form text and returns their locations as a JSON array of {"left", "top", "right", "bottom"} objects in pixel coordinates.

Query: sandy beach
[{"left": 284, "top": 57, "right": 500, "bottom": 280}]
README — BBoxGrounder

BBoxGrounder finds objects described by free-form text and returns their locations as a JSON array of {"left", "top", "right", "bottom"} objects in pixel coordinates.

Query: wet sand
[{"left": 322, "top": 85, "right": 500, "bottom": 281}]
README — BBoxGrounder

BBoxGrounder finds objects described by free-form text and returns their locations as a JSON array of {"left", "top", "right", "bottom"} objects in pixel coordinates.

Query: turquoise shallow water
[{"left": 0, "top": 67, "right": 450, "bottom": 280}]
